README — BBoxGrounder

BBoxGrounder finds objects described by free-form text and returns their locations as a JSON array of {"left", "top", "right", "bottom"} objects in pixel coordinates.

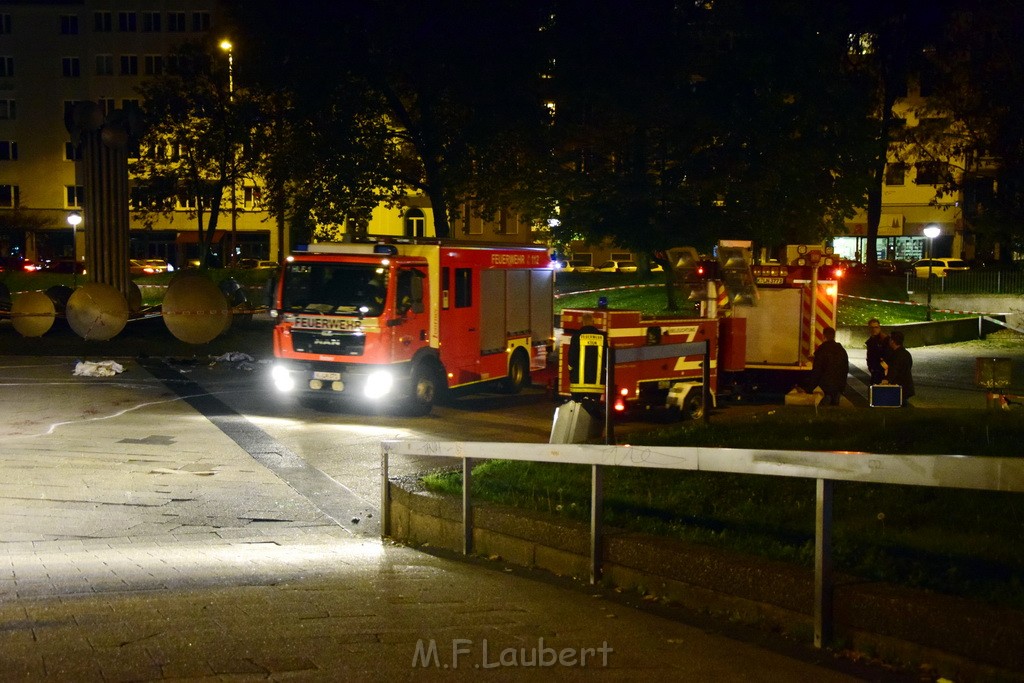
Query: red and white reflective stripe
[{"left": 801, "top": 284, "right": 837, "bottom": 359}]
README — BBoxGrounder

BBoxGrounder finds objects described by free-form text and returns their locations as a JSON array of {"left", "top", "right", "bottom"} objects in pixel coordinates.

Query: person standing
[
  {"left": 882, "top": 330, "right": 915, "bottom": 406},
  {"left": 865, "top": 318, "right": 890, "bottom": 384},
  {"left": 808, "top": 326, "right": 849, "bottom": 406}
]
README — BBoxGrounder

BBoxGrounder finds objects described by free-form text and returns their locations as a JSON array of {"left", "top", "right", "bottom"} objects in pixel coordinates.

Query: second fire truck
[{"left": 558, "top": 242, "right": 841, "bottom": 418}]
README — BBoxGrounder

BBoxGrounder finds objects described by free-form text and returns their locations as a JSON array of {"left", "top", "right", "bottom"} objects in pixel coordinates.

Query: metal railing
[
  {"left": 381, "top": 440, "right": 1024, "bottom": 649},
  {"left": 905, "top": 270, "right": 1024, "bottom": 295}
]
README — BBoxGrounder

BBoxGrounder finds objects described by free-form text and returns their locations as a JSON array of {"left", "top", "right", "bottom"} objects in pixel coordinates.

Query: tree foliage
[
  {"left": 130, "top": 42, "right": 246, "bottom": 265},
  {"left": 548, "top": 0, "right": 877, "bottom": 260}
]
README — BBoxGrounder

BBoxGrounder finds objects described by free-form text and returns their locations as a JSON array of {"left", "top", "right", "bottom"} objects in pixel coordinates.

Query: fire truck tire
[
  {"left": 501, "top": 350, "right": 531, "bottom": 394},
  {"left": 682, "top": 389, "right": 704, "bottom": 421},
  {"left": 406, "top": 362, "right": 442, "bottom": 416}
]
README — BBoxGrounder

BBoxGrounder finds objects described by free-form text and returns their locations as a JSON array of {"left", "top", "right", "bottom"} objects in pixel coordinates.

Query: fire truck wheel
[
  {"left": 501, "top": 350, "right": 531, "bottom": 394},
  {"left": 682, "top": 389, "right": 704, "bottom": 420},
  {"left": 406, "top": 363, "right": 442, "bottom": 416}
]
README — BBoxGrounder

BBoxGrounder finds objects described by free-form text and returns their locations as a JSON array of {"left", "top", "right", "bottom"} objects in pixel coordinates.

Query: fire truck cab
[{"left": 269, "top": 240, "right": 554, "bottom": 414}]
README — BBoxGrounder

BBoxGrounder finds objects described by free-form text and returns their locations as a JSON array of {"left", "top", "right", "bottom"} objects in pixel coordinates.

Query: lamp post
[
  {"left": 67, "top": 212, "right": 82, "bottom": 287},
  {"left": 924, "top": 224, "right": 941, "bottom": 321},
  {"left": 219, "top": 39, "right": 237, "bottom": 266}
]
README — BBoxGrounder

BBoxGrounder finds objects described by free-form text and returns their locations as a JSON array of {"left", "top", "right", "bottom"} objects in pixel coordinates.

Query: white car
[
  {"left": 910, "top": 258, "right": 969, "bottom": 278},
  {"left": 594, "top": 259, "right": 638, "bottom": 273}
]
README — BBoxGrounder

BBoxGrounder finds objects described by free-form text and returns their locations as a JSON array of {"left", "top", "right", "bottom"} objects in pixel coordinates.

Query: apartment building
[{"left": 836, "top": 76, "right": 966, "bottom": 265}]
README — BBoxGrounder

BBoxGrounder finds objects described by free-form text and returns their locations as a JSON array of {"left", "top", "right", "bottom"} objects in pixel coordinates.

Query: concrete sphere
[
  {"left": 66, "top": 283, "right": 130, "bottom": 341},
  {"left": 11, "top": 290, "right": 56, "bottom": 337},
  {"left": 126, "top": 281, "right": 143, "bottom": 314},
  {"left": 162, "top": 272, "right": 231, "bottom": 344}
]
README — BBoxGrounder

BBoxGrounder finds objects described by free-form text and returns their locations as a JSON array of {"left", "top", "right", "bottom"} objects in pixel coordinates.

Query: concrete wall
[{"left": 386, "top": 482, "right": 1024, "bottom": 679}]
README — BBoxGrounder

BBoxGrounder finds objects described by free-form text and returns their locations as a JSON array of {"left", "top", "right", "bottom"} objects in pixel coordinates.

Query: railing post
[
  {"left": 814, "top": 478, "right": 834, "bottom": 648},
  {"left": 463, "top": 457, "right": 474, "bottom": 555},
  {"left": 591, "top": 464, "right": 604, "bottom": 585},
  {"left": 380, "top": 445, "right": 390, "bottom": 539}
]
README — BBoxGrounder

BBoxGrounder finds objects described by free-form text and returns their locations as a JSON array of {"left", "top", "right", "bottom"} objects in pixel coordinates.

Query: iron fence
[{"left": 906, "top": 270, "right": 1024, "bottom": 295}]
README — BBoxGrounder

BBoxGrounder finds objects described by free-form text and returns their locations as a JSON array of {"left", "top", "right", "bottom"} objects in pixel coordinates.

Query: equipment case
[{"left": 870, "top": 384, "right": 902, "bottom": 407}]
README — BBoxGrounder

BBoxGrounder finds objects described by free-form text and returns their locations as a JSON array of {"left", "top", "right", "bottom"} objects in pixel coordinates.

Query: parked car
[
  {"left": 910, "top": 258, "right": 970, "bottom": 278},
  {"left": 874, "top": 259, "right": 908, "bottom": 275},
  {"left": 130, "top": 258, "right": 171, "bottom": 275},
  {"left": 554, "top": 258, "right": 594, "bottom": 273},
  {"left": 594, "top": 259, "right": 638, "bottom": 273},
  {"left": 238, "top": 258, "right": 279, "bottom": 270},
  {"left": 41, "top": 258, "right": 86, "bottom": 274}
]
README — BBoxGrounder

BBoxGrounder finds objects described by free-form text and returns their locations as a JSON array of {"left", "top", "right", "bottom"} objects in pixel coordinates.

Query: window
[
  {"left": 885, "top": 163, "right": 907, "bottom": 186},
  {"left": 62, "top": 57, "right": 80, "bottom": 77},
  {"left": 60, "top": 15, "right": 79, "bottom": 35},
  {"left": 0, "top": 57, "right": 13, "bottom": 78},
  {"left": 121, "top": 98, "right": 139, "bottom": 113},
  {"left": 0, "top": 99, "right": 14, "bottom": 119},
  {"left": 0, "top": 14, "right": 10, "bottom": 34},
  {"left": 404, "top": 208, "right": 425, "bottom": 237},
  {"left": 192, "top": 12, "right": 211, "bottom": 32},
  {"left": 65, "top": 185, "right": 85, "bottom": 208},
  {"left": 915, "top": 161, "right": 946, "bottom": 186},
  {"left": 65, "top": 142, "right": 83, "bottom": 161},
  {"left": 167, "top": 12, "right": 186, "bottom": 32},
  {"left": 141, "top": 12, "right": 161, "bottom": 32},
  {"left": 118, "top": 12, "right": 137, "bottom": 32},
  {"left": 243, "top": 186, "right": 261, "bottom": 209},
  {"left": 144, "top": 55, "right": 163, "bottom": 76},
  {"left": 0, "top": 184, "right": 18, "bottom": 208},
  {"left": 177, "top": 193, "right": 196, "bottom": 209},
  {"left": 120, "top": 55, "right": 138, "bottom": 75},
  {"left": 94, "top": 11, "right": 112, "bottom": 32},
  {"left": 95, "top": 54, "right": 114, "bottom": 76},
  {"left": 0, "top": 141, "right": 18, "bottom": 160},
  {"left": 99, "top": 98, "right": 115, "bottom": 115},
  {"left": 454, "top": 268, "right": 472, "bottom": 308}
]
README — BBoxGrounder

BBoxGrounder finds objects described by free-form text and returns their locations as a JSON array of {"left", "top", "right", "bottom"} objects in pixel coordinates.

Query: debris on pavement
[
  {"left": 73, "top": 360, "right": 125, "bottom": 377},
  {"left": 211, "top": 351, "right": 258, "bottom": 371}
]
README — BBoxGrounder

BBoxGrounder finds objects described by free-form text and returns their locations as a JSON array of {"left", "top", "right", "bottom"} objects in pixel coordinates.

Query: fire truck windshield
[{"left": 282, "top": 263, "right": 389, "bottom": 317}]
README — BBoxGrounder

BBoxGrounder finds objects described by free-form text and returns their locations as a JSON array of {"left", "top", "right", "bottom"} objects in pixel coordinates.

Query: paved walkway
[{"left": 0, "top": 356, "right": 879, "bottom": 681}]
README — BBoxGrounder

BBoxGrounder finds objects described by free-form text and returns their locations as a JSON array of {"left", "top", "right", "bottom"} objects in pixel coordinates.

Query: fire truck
[
  {"left": 557, "top": 242, "right": 840, "bottom": 418},
  {"left": 269, "top": 240, "right": 554, "bottom": 414}
]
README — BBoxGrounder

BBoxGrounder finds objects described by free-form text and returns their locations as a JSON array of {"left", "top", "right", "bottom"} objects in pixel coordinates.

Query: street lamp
[
  {"left": 67, "top": 212, "right": 82, "bottom": 287},
  {"left": 923, "top": 224, "right": 941, "bottom": 321},
  {"left": 220, "top": 39, "right": 237, "bottom": 265}
]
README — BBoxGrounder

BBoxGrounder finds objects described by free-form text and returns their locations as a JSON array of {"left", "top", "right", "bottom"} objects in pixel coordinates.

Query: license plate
[{"left": 313, "top": 371, "right": 341, "bottom": 381}]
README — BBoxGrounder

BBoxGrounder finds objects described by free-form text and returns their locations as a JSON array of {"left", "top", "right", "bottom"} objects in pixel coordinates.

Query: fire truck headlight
[
  {"left": 364, "top": 370, "right": 394, "bottom": 399},
  {"left": 271, "top": 364, "right": 296, "bottom": 393}
]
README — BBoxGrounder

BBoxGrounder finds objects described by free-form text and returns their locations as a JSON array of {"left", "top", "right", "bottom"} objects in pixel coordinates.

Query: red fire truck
[
  {"left": 269, "top": 240, "right": 554, "bottom": 414},
  {"left": 557, "top": 243, "right": 840, "bottom": 418}
]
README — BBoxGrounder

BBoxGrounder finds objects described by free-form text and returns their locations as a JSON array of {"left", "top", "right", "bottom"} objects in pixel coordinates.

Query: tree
[
  {"left": 548, "top": 0, "right": 877, "bottom": 267},
  {"left": 130, "top": 42, "right": 246, "bottom": 267},
  {"left": 924, "top": 3, "right": 1024, "bottom": 263},
  {"left": 230, "top": 0, "right": 554, "bottom": 240}
]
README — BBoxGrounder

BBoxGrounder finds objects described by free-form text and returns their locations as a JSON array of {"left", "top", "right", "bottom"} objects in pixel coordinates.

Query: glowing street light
[
  {"left": 67, "top": 212, "right": 82, "bottom": 287},
  {"left": 220, "top": 39, "right": 237, "bottom": 265},
  {"left": 923, "top": 224, "right": 941, "bottom": 321}
]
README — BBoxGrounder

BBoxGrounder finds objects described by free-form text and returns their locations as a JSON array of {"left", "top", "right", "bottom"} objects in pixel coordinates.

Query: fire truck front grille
[{"left": 292, "top": 331, "right": 366, "bottom": 356}]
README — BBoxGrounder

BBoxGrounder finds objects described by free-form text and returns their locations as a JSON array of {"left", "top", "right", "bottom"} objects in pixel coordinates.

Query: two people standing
[{"left": 865, "top": 319, "right": 915, "bottom": 406}]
